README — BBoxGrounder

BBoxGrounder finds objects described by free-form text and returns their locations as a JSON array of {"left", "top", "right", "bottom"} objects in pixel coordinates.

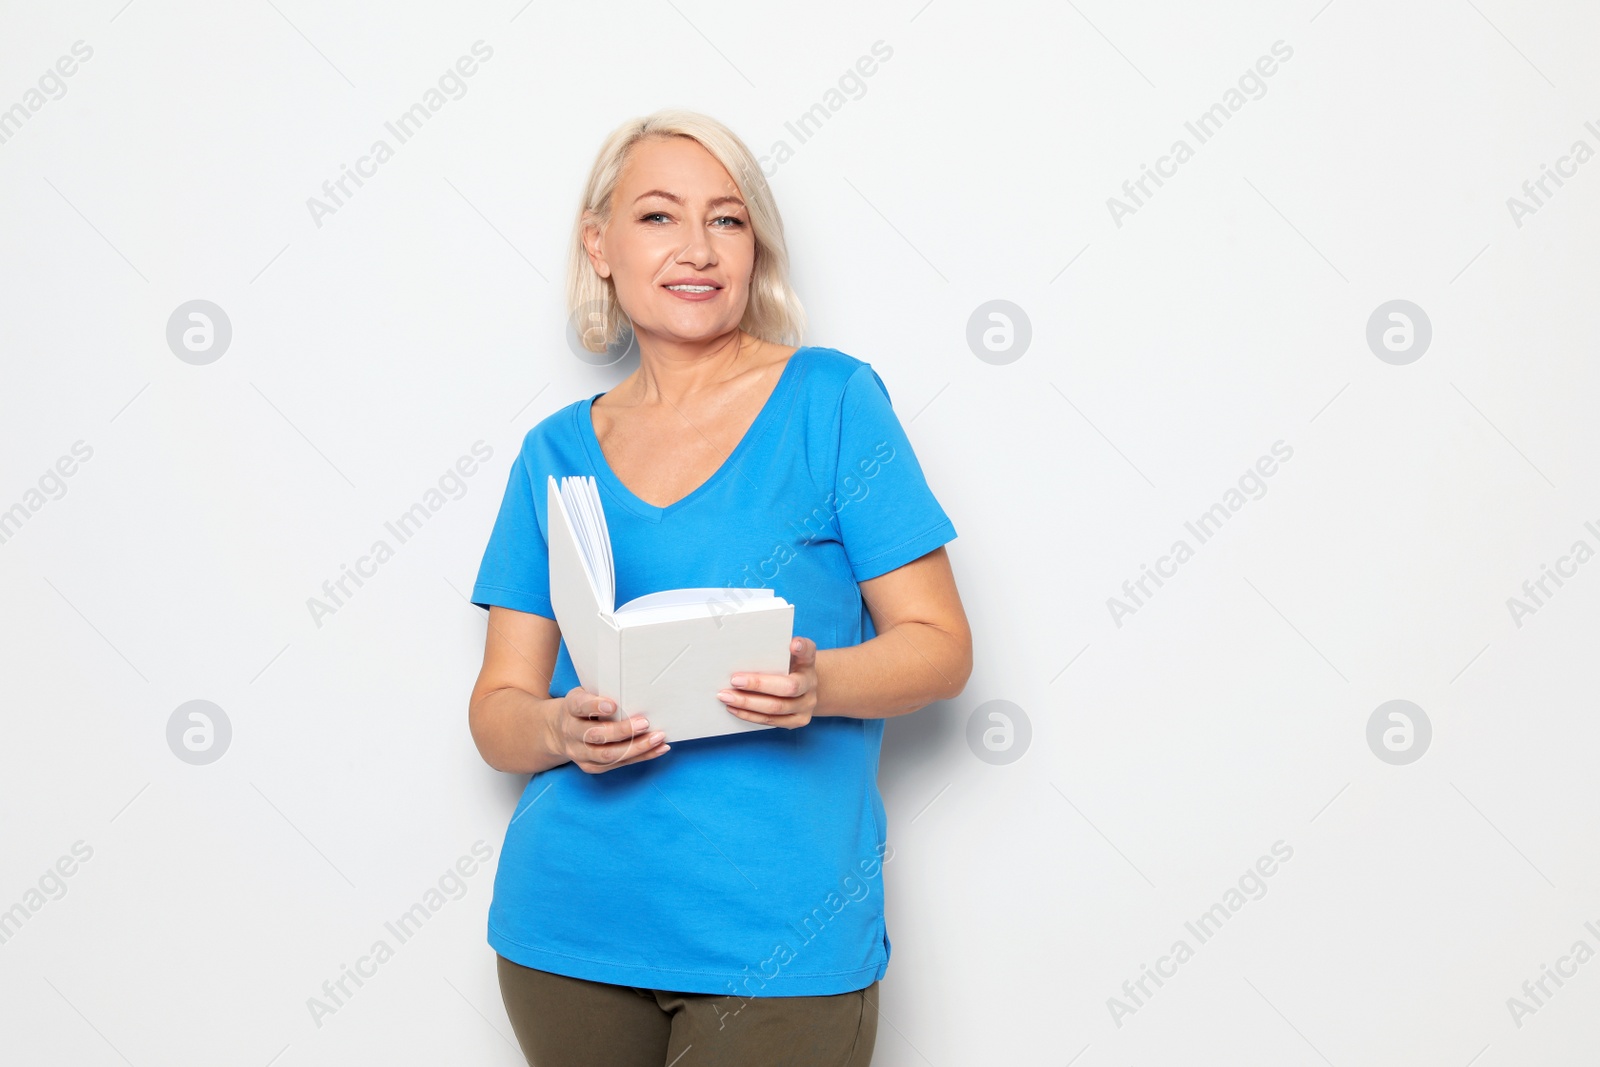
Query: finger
[
  {"left": 578, "top": 715, "right": 653, "bottom": 747},
  {"left": 790, "top": 636, "right": 817, "bottom": 667},
  {"left": 572, "top": 694, "right": 622, "bottom": 721},
  {"left": 583, "top": 730, "right": 669, "bottom": 768},
  {"left": 724, "top": 672, "right": 766, "bottom": 697},
  {"left": 724, "top": 671, "right": 803, "bottom": 699},
  {"left": 718, "top": 688, "right": 795, "bottom": 715},
  {"left": 611, "top": 735, "right": 672, "bottom": 766},
  {"left": 725, "top": 704, "right": 804, "bottom": 729}
]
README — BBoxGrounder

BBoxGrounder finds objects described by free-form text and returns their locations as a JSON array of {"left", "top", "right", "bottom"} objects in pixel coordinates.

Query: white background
[{"left": 3, "top": 1, "right": 1598, "bottom": 1064}]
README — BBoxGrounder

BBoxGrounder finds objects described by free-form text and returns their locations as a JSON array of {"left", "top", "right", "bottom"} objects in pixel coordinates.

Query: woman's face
[{"left": 586, "top": 136, "right": 756, "bottom": 347}]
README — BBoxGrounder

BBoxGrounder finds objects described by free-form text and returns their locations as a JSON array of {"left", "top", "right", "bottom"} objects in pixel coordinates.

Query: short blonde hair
[{"left": 566, "top": 109, "right": 807, "bottom": 353}]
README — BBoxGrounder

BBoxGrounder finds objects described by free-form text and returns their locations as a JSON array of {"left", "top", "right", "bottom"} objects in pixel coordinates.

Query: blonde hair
[{"left": 566, "top": 109, "right": 806, "bottom": 353}]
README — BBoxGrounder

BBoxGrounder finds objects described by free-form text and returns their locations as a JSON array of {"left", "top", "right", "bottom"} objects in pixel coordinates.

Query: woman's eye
[{"left": 639, "top": 212, "right": 743, "bottom": 227}]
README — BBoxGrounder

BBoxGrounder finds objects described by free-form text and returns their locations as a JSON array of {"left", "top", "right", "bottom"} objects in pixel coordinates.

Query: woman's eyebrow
[{"left": 632, "top": 189, "right": 746, "bottom": 209}]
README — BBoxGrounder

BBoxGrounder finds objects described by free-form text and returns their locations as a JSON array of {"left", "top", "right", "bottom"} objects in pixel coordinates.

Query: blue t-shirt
[{"left": 470, "top": 346, "right": 958, "bottom": 997}]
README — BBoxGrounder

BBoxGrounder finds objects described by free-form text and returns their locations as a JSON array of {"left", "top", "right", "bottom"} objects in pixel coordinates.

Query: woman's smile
[{"left": 661, "top": 283, "right": 721, "bottom": 302}]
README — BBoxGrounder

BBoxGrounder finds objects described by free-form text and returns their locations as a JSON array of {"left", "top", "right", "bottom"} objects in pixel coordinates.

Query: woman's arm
[
  {"left": 817, "top": 545, "right": 972, "bottom": 719},
  {"left": 468, "top": 608, "right": 569, "bottom": 774},
  {"left": 468, "top": 606, "right": 668, "bottom": 774},
  {"left": 719, "top": 546, "right": 973, "bottom": 725}
]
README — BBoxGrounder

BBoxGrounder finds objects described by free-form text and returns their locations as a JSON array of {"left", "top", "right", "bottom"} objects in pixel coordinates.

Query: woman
[{"left": 467, "top": 109, "right": 972, "bottom": 1067}]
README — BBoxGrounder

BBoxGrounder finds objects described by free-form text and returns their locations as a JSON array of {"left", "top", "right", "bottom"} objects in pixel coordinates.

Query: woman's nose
[{"left": 676, "top": 229, "right": 714, "bottom": 267}]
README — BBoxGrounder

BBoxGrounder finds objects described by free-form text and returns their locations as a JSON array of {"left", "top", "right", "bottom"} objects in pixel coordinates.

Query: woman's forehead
[{"left": 620, "top": 137, "right": 737, "bottom": 193}]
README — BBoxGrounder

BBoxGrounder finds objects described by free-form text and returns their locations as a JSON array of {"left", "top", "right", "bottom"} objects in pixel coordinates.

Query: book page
[
  {"left": 546, "top": 475, "right": 610, "bottom": 689},
  {"left": 559, "top": 476, "right": 613, "bottom": 613},
  {"left": 617, "top": 587, "right": 773, "bottom": 614}
]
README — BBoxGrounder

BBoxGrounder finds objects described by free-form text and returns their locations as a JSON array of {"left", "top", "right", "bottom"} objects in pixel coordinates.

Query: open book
[{"left": 546, "top": 475, "right": 796, "bottom": 743}]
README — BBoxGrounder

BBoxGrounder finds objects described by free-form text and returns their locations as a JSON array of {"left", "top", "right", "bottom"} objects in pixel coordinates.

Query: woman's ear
[{"left": 581, "top": 216, "right": 610, "bottom": 279}]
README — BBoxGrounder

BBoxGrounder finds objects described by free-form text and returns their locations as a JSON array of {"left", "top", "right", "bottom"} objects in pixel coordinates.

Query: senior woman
[{"left": 467, "top": 109, "right": 972, "bottom": 1067}]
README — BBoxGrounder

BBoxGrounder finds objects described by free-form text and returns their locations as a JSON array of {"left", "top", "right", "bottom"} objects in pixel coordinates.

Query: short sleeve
[
  {"left": 832, "top": 364, "right": 958, "bottom": 582},
  {"left": 471, "top": 449, "right": 555, "bottom": 618}
]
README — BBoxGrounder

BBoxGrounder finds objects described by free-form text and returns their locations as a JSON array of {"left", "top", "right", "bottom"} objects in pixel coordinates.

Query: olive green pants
[{"left": 496, "top": 954, "right": 879, "bottom": 1067}]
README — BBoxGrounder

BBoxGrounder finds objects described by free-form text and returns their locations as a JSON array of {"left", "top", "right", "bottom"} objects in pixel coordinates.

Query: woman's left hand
[{"left": 717, "top": 637, "right": 818, "bottom": 729}]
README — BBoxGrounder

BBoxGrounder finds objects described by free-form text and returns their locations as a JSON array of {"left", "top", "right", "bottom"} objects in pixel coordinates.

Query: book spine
[{"left": 599, "top": 618, "right": 623, "bottom": 720}]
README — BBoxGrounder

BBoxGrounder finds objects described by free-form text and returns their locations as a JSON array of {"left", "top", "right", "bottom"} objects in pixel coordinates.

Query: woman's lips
[{"left": 661, "top": 285, "right": 721, "bottom": 302}]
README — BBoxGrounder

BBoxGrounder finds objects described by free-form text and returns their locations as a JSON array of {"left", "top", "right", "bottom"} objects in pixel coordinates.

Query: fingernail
[
  {"left": 649, "top": 732, "right": 665, "bottom": 744},
  {"left": 600, "top": 701, "right": 615, "bottom": 713},
  {"left": 717, "top": 690, "right": 735, "bottom": 701},
  {"left": 730, "top": 675, "right": 747, "bottom": 687},
  {"left": 633, "top": 717, "right": 649, "bottom": 730}
]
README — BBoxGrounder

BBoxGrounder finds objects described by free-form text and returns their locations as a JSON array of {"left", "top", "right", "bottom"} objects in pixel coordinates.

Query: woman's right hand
[{"left": 554, "top": 686, "right": 670, "bottom": 773}]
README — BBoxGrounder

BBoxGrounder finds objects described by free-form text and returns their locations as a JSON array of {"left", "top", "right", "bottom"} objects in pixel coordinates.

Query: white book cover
[{"left": 546, "top": 475, "right": 796, "bottom": 743}]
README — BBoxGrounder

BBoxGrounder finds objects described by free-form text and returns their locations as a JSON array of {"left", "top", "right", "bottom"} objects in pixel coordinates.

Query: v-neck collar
[{"left": 577, "top": 347, "right": 811, "bottom": 524}]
